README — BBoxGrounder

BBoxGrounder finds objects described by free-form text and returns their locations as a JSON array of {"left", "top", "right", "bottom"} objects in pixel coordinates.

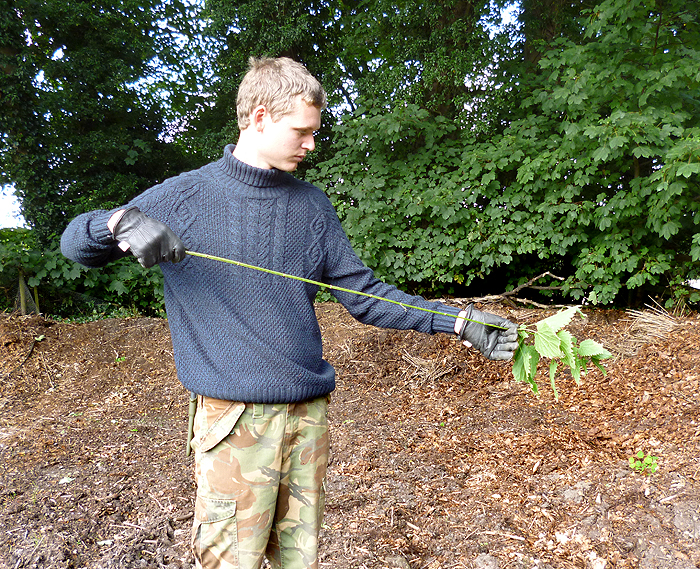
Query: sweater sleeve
[
  {"left": 320, "top": 200, "right": 461, "bottom": 336},
  {"left": 60, "top": 168, "right": 200, "bottom": 268},
  {"left": 60, "top": 208, "right": 131, "bottom": 268}
]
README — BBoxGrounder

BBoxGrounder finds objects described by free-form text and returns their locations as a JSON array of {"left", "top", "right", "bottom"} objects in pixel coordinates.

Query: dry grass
[
  {"left": 613, "top": 301, "right": 679, "bottom": 356},
  {"left": 401, "top": 350, "right": 455, "bottom": 386}
]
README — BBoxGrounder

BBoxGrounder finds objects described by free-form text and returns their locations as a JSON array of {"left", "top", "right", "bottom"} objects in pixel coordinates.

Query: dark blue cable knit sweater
[{"left": 61, "top": 145, "right": 462, "bottom": 403}]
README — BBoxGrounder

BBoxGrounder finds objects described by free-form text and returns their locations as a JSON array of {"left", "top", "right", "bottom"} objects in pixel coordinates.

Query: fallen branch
[{"left": 451, "top": 272, "right": 574, "bottom": 308}]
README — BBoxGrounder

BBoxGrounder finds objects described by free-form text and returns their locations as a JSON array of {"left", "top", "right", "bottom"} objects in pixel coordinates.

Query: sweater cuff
[
  {"left": 86, "top": 209, "right": 122, "bottom": 245},
  {"left": 431, "top": 304, "right": 463, "bottom": 335}
]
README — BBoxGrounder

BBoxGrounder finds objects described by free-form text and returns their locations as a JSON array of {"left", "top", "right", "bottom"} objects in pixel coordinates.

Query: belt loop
[{"left": 253, "top": 403, "right": 264, "bottom": 419}]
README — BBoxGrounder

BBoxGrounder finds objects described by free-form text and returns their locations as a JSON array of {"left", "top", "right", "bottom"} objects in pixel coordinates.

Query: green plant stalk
[
  {"left": 185, "top": 250, "right": 506, "bottom": 329},
  {"left": 188, "top": 251, "right": 611, "bottom": 398}
]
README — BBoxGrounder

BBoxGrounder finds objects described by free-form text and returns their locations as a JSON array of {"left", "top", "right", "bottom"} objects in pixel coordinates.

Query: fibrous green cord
[{"left": 185, "top": 250, "right": 505, "bottom": 329}]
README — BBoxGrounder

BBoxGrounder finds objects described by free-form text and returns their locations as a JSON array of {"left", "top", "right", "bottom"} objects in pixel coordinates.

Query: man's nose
[{"left": 302, "top": 135, "right": 315, "bottom": 152}]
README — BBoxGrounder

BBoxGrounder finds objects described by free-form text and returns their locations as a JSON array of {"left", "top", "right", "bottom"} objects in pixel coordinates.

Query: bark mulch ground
[{"left": 1, "top": 302, "right": 699, "bottom": 569}]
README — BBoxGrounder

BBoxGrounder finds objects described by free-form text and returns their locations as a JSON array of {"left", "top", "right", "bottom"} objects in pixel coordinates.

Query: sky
[{"left": 0, "top": 186, "right": 26, "bottom": 229}]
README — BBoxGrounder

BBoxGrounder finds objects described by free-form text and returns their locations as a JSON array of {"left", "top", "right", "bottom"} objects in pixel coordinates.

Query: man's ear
[{"left": 251, "top": 105, "right": 268, "bottom": 132}]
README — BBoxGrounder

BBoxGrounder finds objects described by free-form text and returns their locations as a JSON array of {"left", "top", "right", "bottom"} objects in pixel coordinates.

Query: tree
[
  {"left": 310, "top": 0, "right": 700, "bottom": 304},
  {"left": 476, "top": 0, "right": 700, "bottom": 303},
  {"left": 0, "top": 0, "right": 203, "bottom": 243},
  {"left": 185, "top": 0, "right": 344, "bottom": 165},
  {"left": 3, "top": 0, "right": 697, "bottom": 307},
  {"left": 187, "top": 0, "right": 513, "bottom": 161},
  {"left": 520, "top": 0, "right": 593, "bottom": 69}
]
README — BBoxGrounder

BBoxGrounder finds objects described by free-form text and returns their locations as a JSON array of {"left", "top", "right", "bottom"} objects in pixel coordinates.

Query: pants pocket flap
[
  {"left": 191, "top": 400, "right": 246, "bottom": 453},
  {"left": 194, "top": 494, "right": 237, "bottom": 524}
]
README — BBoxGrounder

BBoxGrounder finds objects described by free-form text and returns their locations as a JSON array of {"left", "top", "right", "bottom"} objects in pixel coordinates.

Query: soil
[{"left": 1, "top": 302, "right": 699, "bottom": 569}]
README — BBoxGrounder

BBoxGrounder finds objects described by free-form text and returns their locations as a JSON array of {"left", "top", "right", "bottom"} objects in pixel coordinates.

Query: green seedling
[{"left": 629, "top": 451, "right": 658, "bottom": 475}]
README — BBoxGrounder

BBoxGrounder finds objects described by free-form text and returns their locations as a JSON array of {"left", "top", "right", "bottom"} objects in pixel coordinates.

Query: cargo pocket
[
  {"left": 191, "top": 494, "right": 238, "bottom": 568},
  {"left": 190, "top": 399, "right": 246, "bottom": 454}
]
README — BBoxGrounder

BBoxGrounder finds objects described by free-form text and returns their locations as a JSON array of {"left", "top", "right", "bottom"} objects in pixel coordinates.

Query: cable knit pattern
[
  {"left": 307, "top": 205, "right": 327, "bottom": 277},
  {"left": 61, "top": 145, "right": 462, "bottom": 403}
]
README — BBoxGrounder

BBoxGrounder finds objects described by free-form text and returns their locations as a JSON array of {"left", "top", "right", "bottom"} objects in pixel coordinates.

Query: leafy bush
[
  {"left": 308, "top": 0, "right": 700, "bottom": 307},
  {"left": 0, "top": 228, "right": 165, "bottom": 318},
  {"left": 308, "top": 104, "right": 475, "bottom": 297}
]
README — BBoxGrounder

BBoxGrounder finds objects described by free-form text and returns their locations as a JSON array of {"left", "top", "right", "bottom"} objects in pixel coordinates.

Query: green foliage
[
  {"left": 0, "top": 0, "right": 203, "bottom": 244},
  {"left": 309, "top": 0, "right": 700, "bottom": 304},
  {"left": 331, "top": 0, "right": 509, "bottom": 126},
  {"left": 512, "top": 307, "right": 612, "bottom": 398},
  {"left": 2, "top": 0, "right": 699, "bottom": 307},
  {"left": 193, "top": 0, "right": 513, "bottom": 164},
  {"left": 308, "top": 104, "right": 475, "bottom": 295},
  {"left": 0, "top": 227, "right": 41, "bottom": 310},
  {"left": 0, "top": 229, "right": 165, "bottom": 317},
  {"left": 476, "top": 0, "right": 700, "bottom": 304},
  {"left": 629, "top": 451, "right": 659, "bottom": 475},
  {"left": 189, "top": 0, "right": 344, "bottom": 165},
  {"left": 0, "top": 227, "right": 38, "bottom": 271}
]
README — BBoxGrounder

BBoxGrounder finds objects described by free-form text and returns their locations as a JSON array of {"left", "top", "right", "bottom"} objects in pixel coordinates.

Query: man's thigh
[{"left": 267, "top": 397, "right": 329, "bottom": 569}]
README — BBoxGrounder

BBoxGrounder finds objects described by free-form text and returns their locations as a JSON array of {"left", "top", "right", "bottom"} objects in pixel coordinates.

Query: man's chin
[
  {"left": 270, "top": 156, "right": 302, "bottom": 172},
  {"left": 280, "top": 162, "right": 299, "bottom": 172}
]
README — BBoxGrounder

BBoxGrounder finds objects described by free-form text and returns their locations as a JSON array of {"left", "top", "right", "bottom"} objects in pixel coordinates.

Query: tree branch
[{"left": 450, "top": 272, "right": 574, "bottom": 308}]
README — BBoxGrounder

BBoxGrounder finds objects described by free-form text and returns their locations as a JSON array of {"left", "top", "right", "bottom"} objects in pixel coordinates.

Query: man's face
[{"left": 256, "top": 95, "right": 321, "bottom": 172}]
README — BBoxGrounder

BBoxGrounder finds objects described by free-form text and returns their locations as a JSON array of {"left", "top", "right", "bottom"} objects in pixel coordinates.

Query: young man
[{"left": 61, "top": 57, "right": 518, "bottom": 569}]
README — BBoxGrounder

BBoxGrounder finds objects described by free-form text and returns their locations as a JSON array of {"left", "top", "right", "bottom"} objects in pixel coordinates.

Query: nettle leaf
[
  {"left": 513, "top": 308, "right": 613, "bottom": 399},
  {"left": 512, "top": 342, "right": 539, "bottom": 393},
  {"left": 557, "top": 329, "right": 576, "bottom": 368},
  {"left": 537, "top": 306, "right": 579, "bottom": 333},
  {"left": 526, "top": 344, "right": 539, "bottom": 382},
  {"left": 591, "top": 356, "right": 609, "bottom": 377},
  {"left": 578, "top": 339, "right": 612, "bottom": 358},
  {"left": 512, "top": 345, "right": 529, "bottom": 384},
  {"left": 534, "top": 321, "right": 563, "bottom": 358},
  {"left": 570, "top": 357, "right": 582, "bottom": 385}
]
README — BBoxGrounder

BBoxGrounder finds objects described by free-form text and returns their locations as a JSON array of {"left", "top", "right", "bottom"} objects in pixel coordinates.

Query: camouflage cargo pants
[{"left": 190, "top": 395, "right": 329, "bottom": 569}]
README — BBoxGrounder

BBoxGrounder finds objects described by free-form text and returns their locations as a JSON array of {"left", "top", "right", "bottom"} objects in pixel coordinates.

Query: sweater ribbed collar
[{"left": 217, "top": 144, "right": 290, "bottom": 196}]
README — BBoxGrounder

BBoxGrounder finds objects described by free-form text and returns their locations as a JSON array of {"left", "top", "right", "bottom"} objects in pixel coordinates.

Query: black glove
[
  {"left": 113, "top": 207, "right": 185, "bottom": 268},
  {"left": 456, "top": 305, "right": 519, "bottom": 361}
]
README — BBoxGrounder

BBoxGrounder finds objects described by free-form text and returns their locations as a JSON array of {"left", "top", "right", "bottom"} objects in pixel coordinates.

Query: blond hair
[{"left": 236, "top": 57, "right": 327, "bottom": 129}]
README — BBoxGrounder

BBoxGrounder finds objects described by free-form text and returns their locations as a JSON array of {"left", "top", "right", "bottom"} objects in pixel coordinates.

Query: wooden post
[{"left": 18, "top": 268, "right": 27, "bottom": 316}]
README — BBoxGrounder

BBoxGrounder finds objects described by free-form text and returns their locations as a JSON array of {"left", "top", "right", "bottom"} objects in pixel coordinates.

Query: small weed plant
[{"left": 629, "top": 451, "right": 659, "bottom": 475}]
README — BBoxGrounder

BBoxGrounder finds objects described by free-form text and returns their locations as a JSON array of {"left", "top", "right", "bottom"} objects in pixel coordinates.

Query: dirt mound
[{"left": 1, "top": 304, "right": 699, "bottom": 568}]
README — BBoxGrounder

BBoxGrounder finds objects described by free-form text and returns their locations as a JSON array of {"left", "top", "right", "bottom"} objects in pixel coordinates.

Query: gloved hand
[
  {"left": 456, "top": 305, "right": 519, "bottom": 361},
  {"left": 112, "top": 207, "right": 185, "bottom": 268}
]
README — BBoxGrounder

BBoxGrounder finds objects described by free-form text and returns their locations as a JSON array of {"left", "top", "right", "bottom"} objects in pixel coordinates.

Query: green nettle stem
[
  {"left": 184, "top": 250, "right": 503, "bottom": 329},
  {"left": 185, "top": 251, "right": 612, "bottom": 398}
]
